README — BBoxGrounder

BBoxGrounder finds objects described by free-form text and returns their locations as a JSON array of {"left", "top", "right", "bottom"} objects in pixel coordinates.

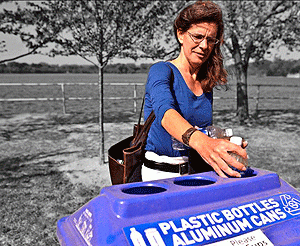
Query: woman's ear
[{"left": 177, "top": 29, "right": 184, "bottom": 45}]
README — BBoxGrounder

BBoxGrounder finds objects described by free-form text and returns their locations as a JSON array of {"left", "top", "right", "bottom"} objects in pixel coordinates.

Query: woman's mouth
[
  {"left": 195, "top": 52, "right": 205, "bottom": 57},
  {"left": 194, "top": 52, "right": 206, "bottom": 59}
]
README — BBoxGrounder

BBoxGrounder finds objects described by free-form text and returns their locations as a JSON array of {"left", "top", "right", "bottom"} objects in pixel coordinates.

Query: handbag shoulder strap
[
  {"left": 137, "top": 95, "right": 145, "bottom": 127},
  {"left": 131, "top": 109, "right": 155, "bottom": 147}
]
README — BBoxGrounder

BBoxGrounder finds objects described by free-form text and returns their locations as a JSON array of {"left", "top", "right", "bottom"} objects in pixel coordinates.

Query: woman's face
[{"left": 177, "top": 22, "right": 218, "bottom": 68}]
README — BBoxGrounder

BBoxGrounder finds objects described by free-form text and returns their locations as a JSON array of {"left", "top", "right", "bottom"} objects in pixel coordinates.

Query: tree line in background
[
  {"left": 0, "top": 62, "right": 151, "bottom": 74},
  {"left": 1, "top": 58, "right": 299, "bottom": 76}
]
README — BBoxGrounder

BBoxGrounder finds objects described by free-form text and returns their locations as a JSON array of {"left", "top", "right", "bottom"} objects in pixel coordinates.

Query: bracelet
[{"left": 182, "top": 127, "right": 198, "bottom": 146}]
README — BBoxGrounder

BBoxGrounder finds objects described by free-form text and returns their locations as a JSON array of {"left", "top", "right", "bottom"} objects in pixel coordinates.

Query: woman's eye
[{"left": 195, "top": 35, "right": 205, "bottom": 40}]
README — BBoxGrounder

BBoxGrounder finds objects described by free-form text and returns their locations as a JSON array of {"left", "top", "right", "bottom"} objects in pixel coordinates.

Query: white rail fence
[
  {"left": 0, "top": 83, "right": 299, "bottom": 114},
  {"left": 0, "top": 82, "right": 144, "bottom": 114}
]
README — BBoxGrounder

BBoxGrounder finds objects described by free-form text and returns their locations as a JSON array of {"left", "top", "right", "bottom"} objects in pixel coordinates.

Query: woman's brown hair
[{"left": 174, "top": 0, "right": 227, "bottom": 92}]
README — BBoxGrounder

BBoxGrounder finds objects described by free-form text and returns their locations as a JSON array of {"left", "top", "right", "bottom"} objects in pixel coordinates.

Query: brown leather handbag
[{"left": 108, "top": 110, "right": 155, "bottom": 185}]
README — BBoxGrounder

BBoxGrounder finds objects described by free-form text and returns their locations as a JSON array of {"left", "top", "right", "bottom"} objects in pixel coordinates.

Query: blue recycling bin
[{"left": 57, "top": 168, "right": 300, "bottom": 245}]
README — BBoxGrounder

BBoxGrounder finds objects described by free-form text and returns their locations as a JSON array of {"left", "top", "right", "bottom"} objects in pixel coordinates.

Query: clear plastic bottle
[
  {"left": 228, "top": 136, "right": 253, "bottom": 178},
  {"left": 206, "top": 125, "right": 233, "bottom": 139},
  {"left": 229, "top": 136, "right": 248, "bottom": 166},
  {"left": 171, "top": 136, "right": 188, "bottom": 151},
  {"left": 172, "top": 126, "right": 232, "bottom": 150},
  {"left": 172, "top": 127, "right": 208, "bottom": 151}
]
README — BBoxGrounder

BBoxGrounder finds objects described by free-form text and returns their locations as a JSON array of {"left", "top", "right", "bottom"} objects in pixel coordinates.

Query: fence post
[
  {"left": 61, "top": 83, "right": 66, "bottom": 114},
  {"left": 133, "top": 83, "right": 137, "bottom": 113},
  {"left": 255, "top": 85, "right": 261, "bottom": 113}
]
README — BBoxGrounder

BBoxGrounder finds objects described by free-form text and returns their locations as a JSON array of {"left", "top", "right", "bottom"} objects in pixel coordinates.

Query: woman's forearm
[
  {"left": 161, "top": 108, "right": 211, "bottom": 149},
  {"left": 161, "top": 109, "right": 194, "bottom": 143}
]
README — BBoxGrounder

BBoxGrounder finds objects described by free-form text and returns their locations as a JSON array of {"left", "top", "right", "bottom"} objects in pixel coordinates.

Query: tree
[
  {"left": 218, "top": 0, "right": 300, "bottom": 123},
  {"left": 50, "top": 0, "right": 190, "bottom": 164},
  {"left": 0, "top": 0, "right": 188, "bottom": 164}
]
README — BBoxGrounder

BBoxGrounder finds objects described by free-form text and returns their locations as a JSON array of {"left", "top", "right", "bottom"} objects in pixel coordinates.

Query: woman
[{"left": 142, "top": 0, "right": 248, "bottom": 181}]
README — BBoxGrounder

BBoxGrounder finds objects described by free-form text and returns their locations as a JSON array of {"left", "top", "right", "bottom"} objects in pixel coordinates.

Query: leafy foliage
[
  {"left": 220, "top": 0, "right": 300, "bottom": 64},
  {"left": 0, "top": 1, "right": 64, "bottom": 63},
  {"left": 0, "top": 1, "right": 188, "bottom": 65}
]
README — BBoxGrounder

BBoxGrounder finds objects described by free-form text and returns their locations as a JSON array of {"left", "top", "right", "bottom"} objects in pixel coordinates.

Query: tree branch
[
  {"left": 0, "top": 46, "right": 39, "bottom": 64},
  {"left": 256, "top": 1, "right": 291, "bottom": 28}
]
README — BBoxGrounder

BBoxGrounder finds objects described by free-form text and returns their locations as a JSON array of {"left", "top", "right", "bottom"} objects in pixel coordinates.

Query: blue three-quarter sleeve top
[{"left": 144, "top": 61, "right": 213, "bottom": 157}]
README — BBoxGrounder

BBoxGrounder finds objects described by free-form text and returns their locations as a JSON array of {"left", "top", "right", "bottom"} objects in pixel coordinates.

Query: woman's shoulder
[{"left": 150, "top": 61, "right": 173, "bottom": 73}]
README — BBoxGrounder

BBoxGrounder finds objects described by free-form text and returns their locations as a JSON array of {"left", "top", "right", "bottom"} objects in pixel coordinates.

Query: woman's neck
[
  {"left": 170, "top": 55, "right": 204, "bottom": 96},
  {"left": 171, "top": 54, "right": 201, "bottom": 78}
]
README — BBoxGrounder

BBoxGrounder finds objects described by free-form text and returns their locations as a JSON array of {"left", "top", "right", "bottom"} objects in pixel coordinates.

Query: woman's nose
[{"left": 199, "top": 38, "right": 208, "bottom": 49}]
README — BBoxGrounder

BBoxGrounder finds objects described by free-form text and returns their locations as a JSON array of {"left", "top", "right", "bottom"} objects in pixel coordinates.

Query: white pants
[
  {"left": 142, "top": 151, "right": 188, "bottom": 182},
  {"left": 142, "top": 165, "right": 181, "bottom": 182}
]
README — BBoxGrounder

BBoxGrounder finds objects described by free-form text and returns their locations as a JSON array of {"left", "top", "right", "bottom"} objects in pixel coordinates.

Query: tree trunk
[
  {"left": 231, "top": 32, "right": 249, "bottom": 124},
  {"left": 96, "top": 1, "right": 105, "bottom": 165},
  {"left": 98, "top": 65, "right": 105, "bottom": 165},
  {"left": 235, "top": 61, "right": 249, "bottom": 124}
]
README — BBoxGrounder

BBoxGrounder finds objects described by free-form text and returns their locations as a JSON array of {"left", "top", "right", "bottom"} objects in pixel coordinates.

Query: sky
[
  {"left": 0, "top": 32, "right": 149, "bottom": 66},
  {"left": 0, "top": 32, "right": 159, "bottom": 65},
  {"left": 1, "top": 1, "right": 300, "bottom": 66},
  {"left": 2, "top": 27, "right": 299, "bottom": 66}
]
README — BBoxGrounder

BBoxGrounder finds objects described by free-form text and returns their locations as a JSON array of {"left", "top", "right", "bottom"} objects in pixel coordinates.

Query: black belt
[{"left": 144, "top": 159, "right": 189, "bottom": 175}]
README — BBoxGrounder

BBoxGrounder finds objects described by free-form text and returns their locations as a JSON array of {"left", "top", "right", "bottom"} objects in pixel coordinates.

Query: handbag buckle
[{"left": 179, "top": 163, "right": 188, "bottom": 175}]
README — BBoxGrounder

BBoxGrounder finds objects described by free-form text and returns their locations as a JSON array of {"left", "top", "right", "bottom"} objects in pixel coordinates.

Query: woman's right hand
[
  {"left": 161, "top": 109, "right": 248, "bottom": 178},
  {"left": 189, "top": 131, "right": 248, "bottom": 178}
]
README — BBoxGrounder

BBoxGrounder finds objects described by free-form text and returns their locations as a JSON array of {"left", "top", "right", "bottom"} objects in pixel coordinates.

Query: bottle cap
[
  {"left": 230, "top": 136, "right": 242, "bottom": 146},
  {"left": 225, "top": 128, "right": 233, "bottom": 137}
]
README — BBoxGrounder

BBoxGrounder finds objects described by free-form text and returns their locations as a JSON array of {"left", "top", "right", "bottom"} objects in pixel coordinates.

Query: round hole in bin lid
[
  {"left": 122, "top": 185, "right": 167, "bottom": 195},
  {"left": 174, "top": 177, "right": 215, "bottom": 187},
  {"left": 231, "top": 168, "right": 257, "bottom": 178}
]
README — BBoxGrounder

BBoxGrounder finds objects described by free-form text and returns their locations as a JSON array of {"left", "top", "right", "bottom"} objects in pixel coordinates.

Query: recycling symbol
[{"left": 280, "top": 194, "right": 300, "bottom": 216}]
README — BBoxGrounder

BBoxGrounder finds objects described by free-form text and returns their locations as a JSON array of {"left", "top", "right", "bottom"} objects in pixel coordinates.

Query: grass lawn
[{"left": 0, "top": 109, "right": 299, "bottom": 245}]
